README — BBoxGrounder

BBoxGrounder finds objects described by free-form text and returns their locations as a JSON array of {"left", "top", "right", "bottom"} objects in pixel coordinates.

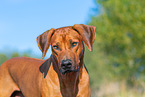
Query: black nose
[{"left": 61, "top": 59, "right": 72, "bottom": 70}]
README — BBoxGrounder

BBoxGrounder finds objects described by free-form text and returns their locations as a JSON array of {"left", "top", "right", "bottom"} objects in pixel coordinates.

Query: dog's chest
[
  {"left": 41, "top": 79, "right": 62, "bottom": 97},
  {"left": 41, "top": 65, "right": 62, "bottom": 97}
]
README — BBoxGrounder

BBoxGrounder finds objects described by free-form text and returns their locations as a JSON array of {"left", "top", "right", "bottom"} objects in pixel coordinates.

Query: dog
[{"left": 0, "top": 24, "right": 96, "bottom": 97}]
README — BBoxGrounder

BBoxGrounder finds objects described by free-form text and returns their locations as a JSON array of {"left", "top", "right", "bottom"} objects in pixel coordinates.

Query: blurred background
[{"left": 0, "top": 0, "right": 145, "bottom": 97}]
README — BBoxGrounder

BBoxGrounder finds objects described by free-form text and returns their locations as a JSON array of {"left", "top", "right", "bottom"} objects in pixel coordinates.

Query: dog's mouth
[{"left": 59, "top": 66, "right": 80, "bottom": 75}]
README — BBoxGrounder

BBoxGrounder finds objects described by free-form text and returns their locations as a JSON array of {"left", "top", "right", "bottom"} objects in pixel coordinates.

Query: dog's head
[{"left": 37, "top": 24, "right": 96, "bottom": 75}]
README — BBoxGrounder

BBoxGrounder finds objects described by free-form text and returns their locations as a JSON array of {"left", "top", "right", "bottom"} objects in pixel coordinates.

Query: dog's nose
[{"left": 61, "top": 59, "right": 72, "bottom": 70}]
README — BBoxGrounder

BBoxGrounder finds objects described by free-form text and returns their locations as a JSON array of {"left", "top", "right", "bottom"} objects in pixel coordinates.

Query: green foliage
[
  {"left": 0, "top": 54, "right": 8, "bottom": 65},
  {"left": 11, "top": 52, "right": 20, "bottom": 58},
  {"left": 87, "top": 0, "right": 145, "bottom": 88}
]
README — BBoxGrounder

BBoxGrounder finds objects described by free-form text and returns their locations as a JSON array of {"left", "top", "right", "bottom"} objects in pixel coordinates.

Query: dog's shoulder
[
  {"left": 8, "top": 57, "right": 44, "bottom": 64},
  {"left": 0, "top": 57, "right": 46, "bottom": 71}
]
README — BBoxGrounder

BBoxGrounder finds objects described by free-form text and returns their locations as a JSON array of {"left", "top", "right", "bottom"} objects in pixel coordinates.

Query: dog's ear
[
  {"left": 36, "top": 28, "right": 55, "bottom": 58},
  {"left": 73, "top": 24, "right": 96, "bottom": 51}
]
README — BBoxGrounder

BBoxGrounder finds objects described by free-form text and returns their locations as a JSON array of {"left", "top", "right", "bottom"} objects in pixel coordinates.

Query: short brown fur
[{"left": 0, "top": 24, "right": 96, "bottom": 97}]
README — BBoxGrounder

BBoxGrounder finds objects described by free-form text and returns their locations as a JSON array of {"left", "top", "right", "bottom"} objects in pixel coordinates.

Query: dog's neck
[
  {"left": 58, "top": 71, "right": 80, "bottom": 97},
  {"left": 51, "top": 54, "right": 84, "bottom": 97}
]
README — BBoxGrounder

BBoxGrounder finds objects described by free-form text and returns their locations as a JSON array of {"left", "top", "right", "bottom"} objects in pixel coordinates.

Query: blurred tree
[
  {"left": 0, "top": 54, "right": 8, "bottom": 65},
  {"left": 88, "top": 0, "right": 145, "bottom": 85},
  {"left": 11, "top": 52, "right": 20, "bottom": 58},
  {"left": 23, "top": 53, "right": 30, "bottom": 57}
]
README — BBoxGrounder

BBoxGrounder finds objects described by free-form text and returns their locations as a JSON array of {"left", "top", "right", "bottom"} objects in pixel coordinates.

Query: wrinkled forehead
[{"left": 51, "top": 27, "right": 80, "bottom": 43}]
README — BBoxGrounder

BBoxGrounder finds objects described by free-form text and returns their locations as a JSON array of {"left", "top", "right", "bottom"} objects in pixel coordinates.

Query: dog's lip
[{"left": 59, "top": 66, "right": 80, "bottom": 75}]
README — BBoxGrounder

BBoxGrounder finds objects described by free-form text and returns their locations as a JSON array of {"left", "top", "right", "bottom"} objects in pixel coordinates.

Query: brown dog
[{"left": 0, "top": 24, "right": 96, "bottom": 97}]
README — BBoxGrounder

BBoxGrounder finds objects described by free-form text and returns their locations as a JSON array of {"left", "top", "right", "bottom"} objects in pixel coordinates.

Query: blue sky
[{"left": 0, "top": 0, "right": 98, "bottom": 58}]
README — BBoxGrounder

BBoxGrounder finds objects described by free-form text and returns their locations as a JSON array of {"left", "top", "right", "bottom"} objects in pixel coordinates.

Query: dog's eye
[
  {"left": 53, "top": 45, "right": 59, "bottom": 50},
  {"left": 71, "top": 42, "right": 78, "bottom": 47}
]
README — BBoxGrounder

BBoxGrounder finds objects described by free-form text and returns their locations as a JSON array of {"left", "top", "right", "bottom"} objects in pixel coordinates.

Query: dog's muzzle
[{"left": 59, "top": 59, "right": 79, "bottom": 75}]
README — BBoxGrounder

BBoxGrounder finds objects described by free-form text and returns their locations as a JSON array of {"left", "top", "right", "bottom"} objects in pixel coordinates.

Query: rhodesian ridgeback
[{"left": 0, "top": 24, "right": 96, "bottom": 97}]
